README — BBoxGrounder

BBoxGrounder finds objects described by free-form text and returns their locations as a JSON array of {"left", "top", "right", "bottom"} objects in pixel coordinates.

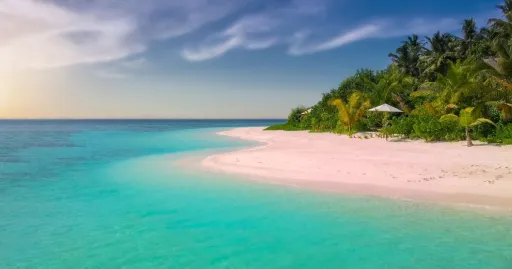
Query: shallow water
[{"left": 1, "top": 120, "right": 511, "bottom": 268}]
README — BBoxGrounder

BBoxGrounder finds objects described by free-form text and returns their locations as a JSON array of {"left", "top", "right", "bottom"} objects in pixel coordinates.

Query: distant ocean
[{"left": 1, "top": 120, "right": 511, "bottom": 268}]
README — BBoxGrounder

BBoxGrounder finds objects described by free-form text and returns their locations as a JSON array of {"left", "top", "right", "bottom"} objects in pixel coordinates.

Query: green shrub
[
  {"left": 411, "top": 114, "right": 462, "bottom": 141},
  {"left": 486, "top": 104, "right": 503, "bottom": 124},
  {"left": 472, "top": 105, "right": 501, "bottom": 140},
  {"left": 442, "top": 120, "right": 463, "bottom": 141},
  {"left": 310, "top": 111, "right": 337, "bottom": 132},
  {"left": 386, "top": 116, "right": 415, "bottom": 137},
  {"left": 483, "top": 137, "right": 500, "bottom": 144},
  {"left": 264, "top": 124, "right": 304, "bottom": 131},
  {"left": 411, "top": 114, "right": 443, "bottom": 141},
  {"left": 287, "top": 106, "right": 308, "bottom": 126},
  {"left": 495, "top": 123, "right": 512, "bottom": 145},
  {"left": 379, "top": 126, "right": 393, "bottom": 137},
  {"left": 334, "top": 120, "right": 345, "bottom": 134},
  {"left": 300, "top": 114, "right": 313, "bottom": 129},
  {"left": 360, "top": 112, "right": 384, "bottom": 131}
]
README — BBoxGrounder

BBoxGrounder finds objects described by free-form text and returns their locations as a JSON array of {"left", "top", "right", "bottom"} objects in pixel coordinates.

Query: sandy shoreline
[{"left": 199, "top": 127, "right": 512, "bottom": 211}]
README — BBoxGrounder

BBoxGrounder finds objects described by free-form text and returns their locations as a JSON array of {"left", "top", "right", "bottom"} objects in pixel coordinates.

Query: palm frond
[
  {"left": 330, "top": 99, "right": 350, "bottom": 125},
  {"left": 497, "top": 103, "right": 512, "bottom": 120},
  {"left": 411, "top": 89, "right": 436, "bottom": 98},
  {"left": 449, "top": 90, "right": 464, "bottom": 104},
  {"left": 440, "top": 114, "right": 459, "bottom": 122},
  {"left": 425, "top": 103, "right": 438, "bottom": 115},
  {"left": 348, "top": 91, "right": 363, "bottom": 109},
  {"left": 355, "top": 99, "right": 371, "bottom": 120},
  {"left": 471, "top": 118, "right": 497, "bottom": 127},
  {"left": 459, "top": 107, "right": 474, "bottom": 127},
  {"left": 492, "top": 76, "right": 512, "bottom": 89},
  {"left": 391, "top": 93, "right": 411, "bottom": 114}
]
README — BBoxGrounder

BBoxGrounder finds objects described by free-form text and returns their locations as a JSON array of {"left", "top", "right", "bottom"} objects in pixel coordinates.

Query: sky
[{"left": 0, "top": 0, "right": 503, "bottom": 119}]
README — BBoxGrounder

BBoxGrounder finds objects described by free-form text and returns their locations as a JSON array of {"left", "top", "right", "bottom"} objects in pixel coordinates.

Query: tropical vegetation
[{"left": 270, "top": 0, "right": 512, "bottom": 146}]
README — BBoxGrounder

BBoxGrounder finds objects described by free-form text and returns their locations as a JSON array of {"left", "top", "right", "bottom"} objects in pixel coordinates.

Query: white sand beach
[{"left": 202, "top": 127, "right": 512, "bottom": 210}]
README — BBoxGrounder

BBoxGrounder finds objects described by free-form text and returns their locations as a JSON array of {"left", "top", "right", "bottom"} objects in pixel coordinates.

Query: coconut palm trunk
[{"left": 465, "top": 126, "right": 473, "bottom": 147}]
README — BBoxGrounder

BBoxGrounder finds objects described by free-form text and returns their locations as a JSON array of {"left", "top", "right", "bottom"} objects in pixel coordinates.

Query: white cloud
[
  {"left": 180, "top": 13, "right": 282, "bottom": 62},
  {"left": 148, "top": 0, "right": 247, "bottom": 40},
  {"left": 180, "top": 0, "right": 469, "bottom": 62},
  {"left": 288, "top": 24, "right": 381, "bottom": 55},
  {"left": 246, "top": 38, "right": 279, "bottom": 50},
  {"left": 0, "top": 0, "right": 249, "bottom": 72},
  {"left": 0, "top": 0, "right": 142, "bottom": 71},
  {"left": 318, "top": 25, "right": 381, "bottom": 50},
  {"left": 182, "top": 36, "right": 243, "bottom": 62},
  {"left": 288, "top": 17, "right": 464, "bottom": 56},
  {"left": 181, "top": 0, "right": 325, "bottom": 61},
  {"left": 0, "top": 0, "right": 490, "bottom": 69},
  {"left": 182, "top": 36, "right": 278, "bottom": 62}
]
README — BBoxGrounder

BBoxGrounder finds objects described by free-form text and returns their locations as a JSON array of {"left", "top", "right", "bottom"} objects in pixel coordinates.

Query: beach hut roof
[
  {"left": 368, "top": 104, "right": 403, "bottom": 113},
  {"left": 301, "top": 108, "right": 312, "bottom": 115}
]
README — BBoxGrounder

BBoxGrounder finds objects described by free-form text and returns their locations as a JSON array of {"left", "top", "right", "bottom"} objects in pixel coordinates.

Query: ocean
[{"left": 0, "top": 120, "right": 511, "bottom": 268}]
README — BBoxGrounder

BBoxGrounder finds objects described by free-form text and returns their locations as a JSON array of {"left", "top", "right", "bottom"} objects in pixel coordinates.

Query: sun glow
[
  {"left": 0, "top": 69, "right": 63, "bottom": 119},
  {"left": 0, "top": 73, "right": 14, "bottom": 118}
]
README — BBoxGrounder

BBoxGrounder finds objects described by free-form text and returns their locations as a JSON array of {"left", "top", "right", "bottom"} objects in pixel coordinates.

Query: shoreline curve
[{"left": 199, "top": 127, "right": 512, "bottom": 211}]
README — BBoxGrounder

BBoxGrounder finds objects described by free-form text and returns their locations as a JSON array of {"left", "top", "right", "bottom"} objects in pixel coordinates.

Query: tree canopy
[{"left": 274, "top": 0, "right": 512, "bottom": 145}]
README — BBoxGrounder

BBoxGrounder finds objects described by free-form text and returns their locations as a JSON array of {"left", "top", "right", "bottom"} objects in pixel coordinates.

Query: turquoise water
[{"left": 1, "top": 120, "right": 511, "bottom": 268}]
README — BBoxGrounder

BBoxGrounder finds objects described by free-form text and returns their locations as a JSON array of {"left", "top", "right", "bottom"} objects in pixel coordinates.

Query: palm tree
[
  {"left": 420, "top": 32, "right": 460, "bottom": 80},
  {"left": 489, "top": 0, "right": 512, "bottom": 42},
  {"left": 440, "top": 107, "right": 496, "bottom": 147},
  {"left": 411, "top": 61, "right": 478, "bottom": 114},
  {"left": 459, "top": 18, "right": 483, "bottom": 60},
  {"left": 465, "top": 26, "right": 495, "bottom": 59},
  {"left": 369, "top": 65, "right": 415, "bottom": 107},
  {"left": 463, "top": 18, "right": 478, "bottom": 43},
  {"left": 330, "top": 91, "right": 371, "bottom": 134},
  {"left": 389, "top": 45, "right": 411, "bottom": 73},
  {"left": 388, "top": 35, "right": 423, "bottom": 77},
  {"left": 482, "top": 39, "right": 512, "bottom": 121},
  {"left": 498, "top": 0, "right": 512, "bottom": 13}
]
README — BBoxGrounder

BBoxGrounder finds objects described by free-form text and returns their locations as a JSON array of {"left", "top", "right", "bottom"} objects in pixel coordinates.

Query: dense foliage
[{"left": 270, "top": 1, "right": 512, "bottom": 146}]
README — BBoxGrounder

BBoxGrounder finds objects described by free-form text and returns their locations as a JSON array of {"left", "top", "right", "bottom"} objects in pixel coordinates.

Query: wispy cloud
[
  {"left": 0, "top": 0, "right": 249, "bottom": 71},
  {"left": 0, "top": 0, "right": 493, "bottom": 69},
  {"left": 181, "top": 0, "right": 471, "bottom": 61},
  {"left": 287, "top": 17, "right": 466, "bottom": 56},
  {"left": 0, "top": 0, "right": 141, "bottom": 71},
  {"left": 182, "top": 36, "right": 243, "bottom": 62},
  {"left": 181, "top": 0, "right": 326, "bottom": 61},
  {"left": 288, "top": 24, "right": 381, "bottom": 55},
  {"left": 147, "top": 0, "right": 248, "bottom": 40}
]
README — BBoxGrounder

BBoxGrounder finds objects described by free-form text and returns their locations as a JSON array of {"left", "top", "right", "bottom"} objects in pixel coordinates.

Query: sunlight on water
[{"left": 0, "top": 120, "right": 511, "bottom": 268}]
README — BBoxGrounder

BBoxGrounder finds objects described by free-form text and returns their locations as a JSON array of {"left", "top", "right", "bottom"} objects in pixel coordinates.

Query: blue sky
[{"left": 0, "top": 0, "right": 502, "bottom": 118}]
